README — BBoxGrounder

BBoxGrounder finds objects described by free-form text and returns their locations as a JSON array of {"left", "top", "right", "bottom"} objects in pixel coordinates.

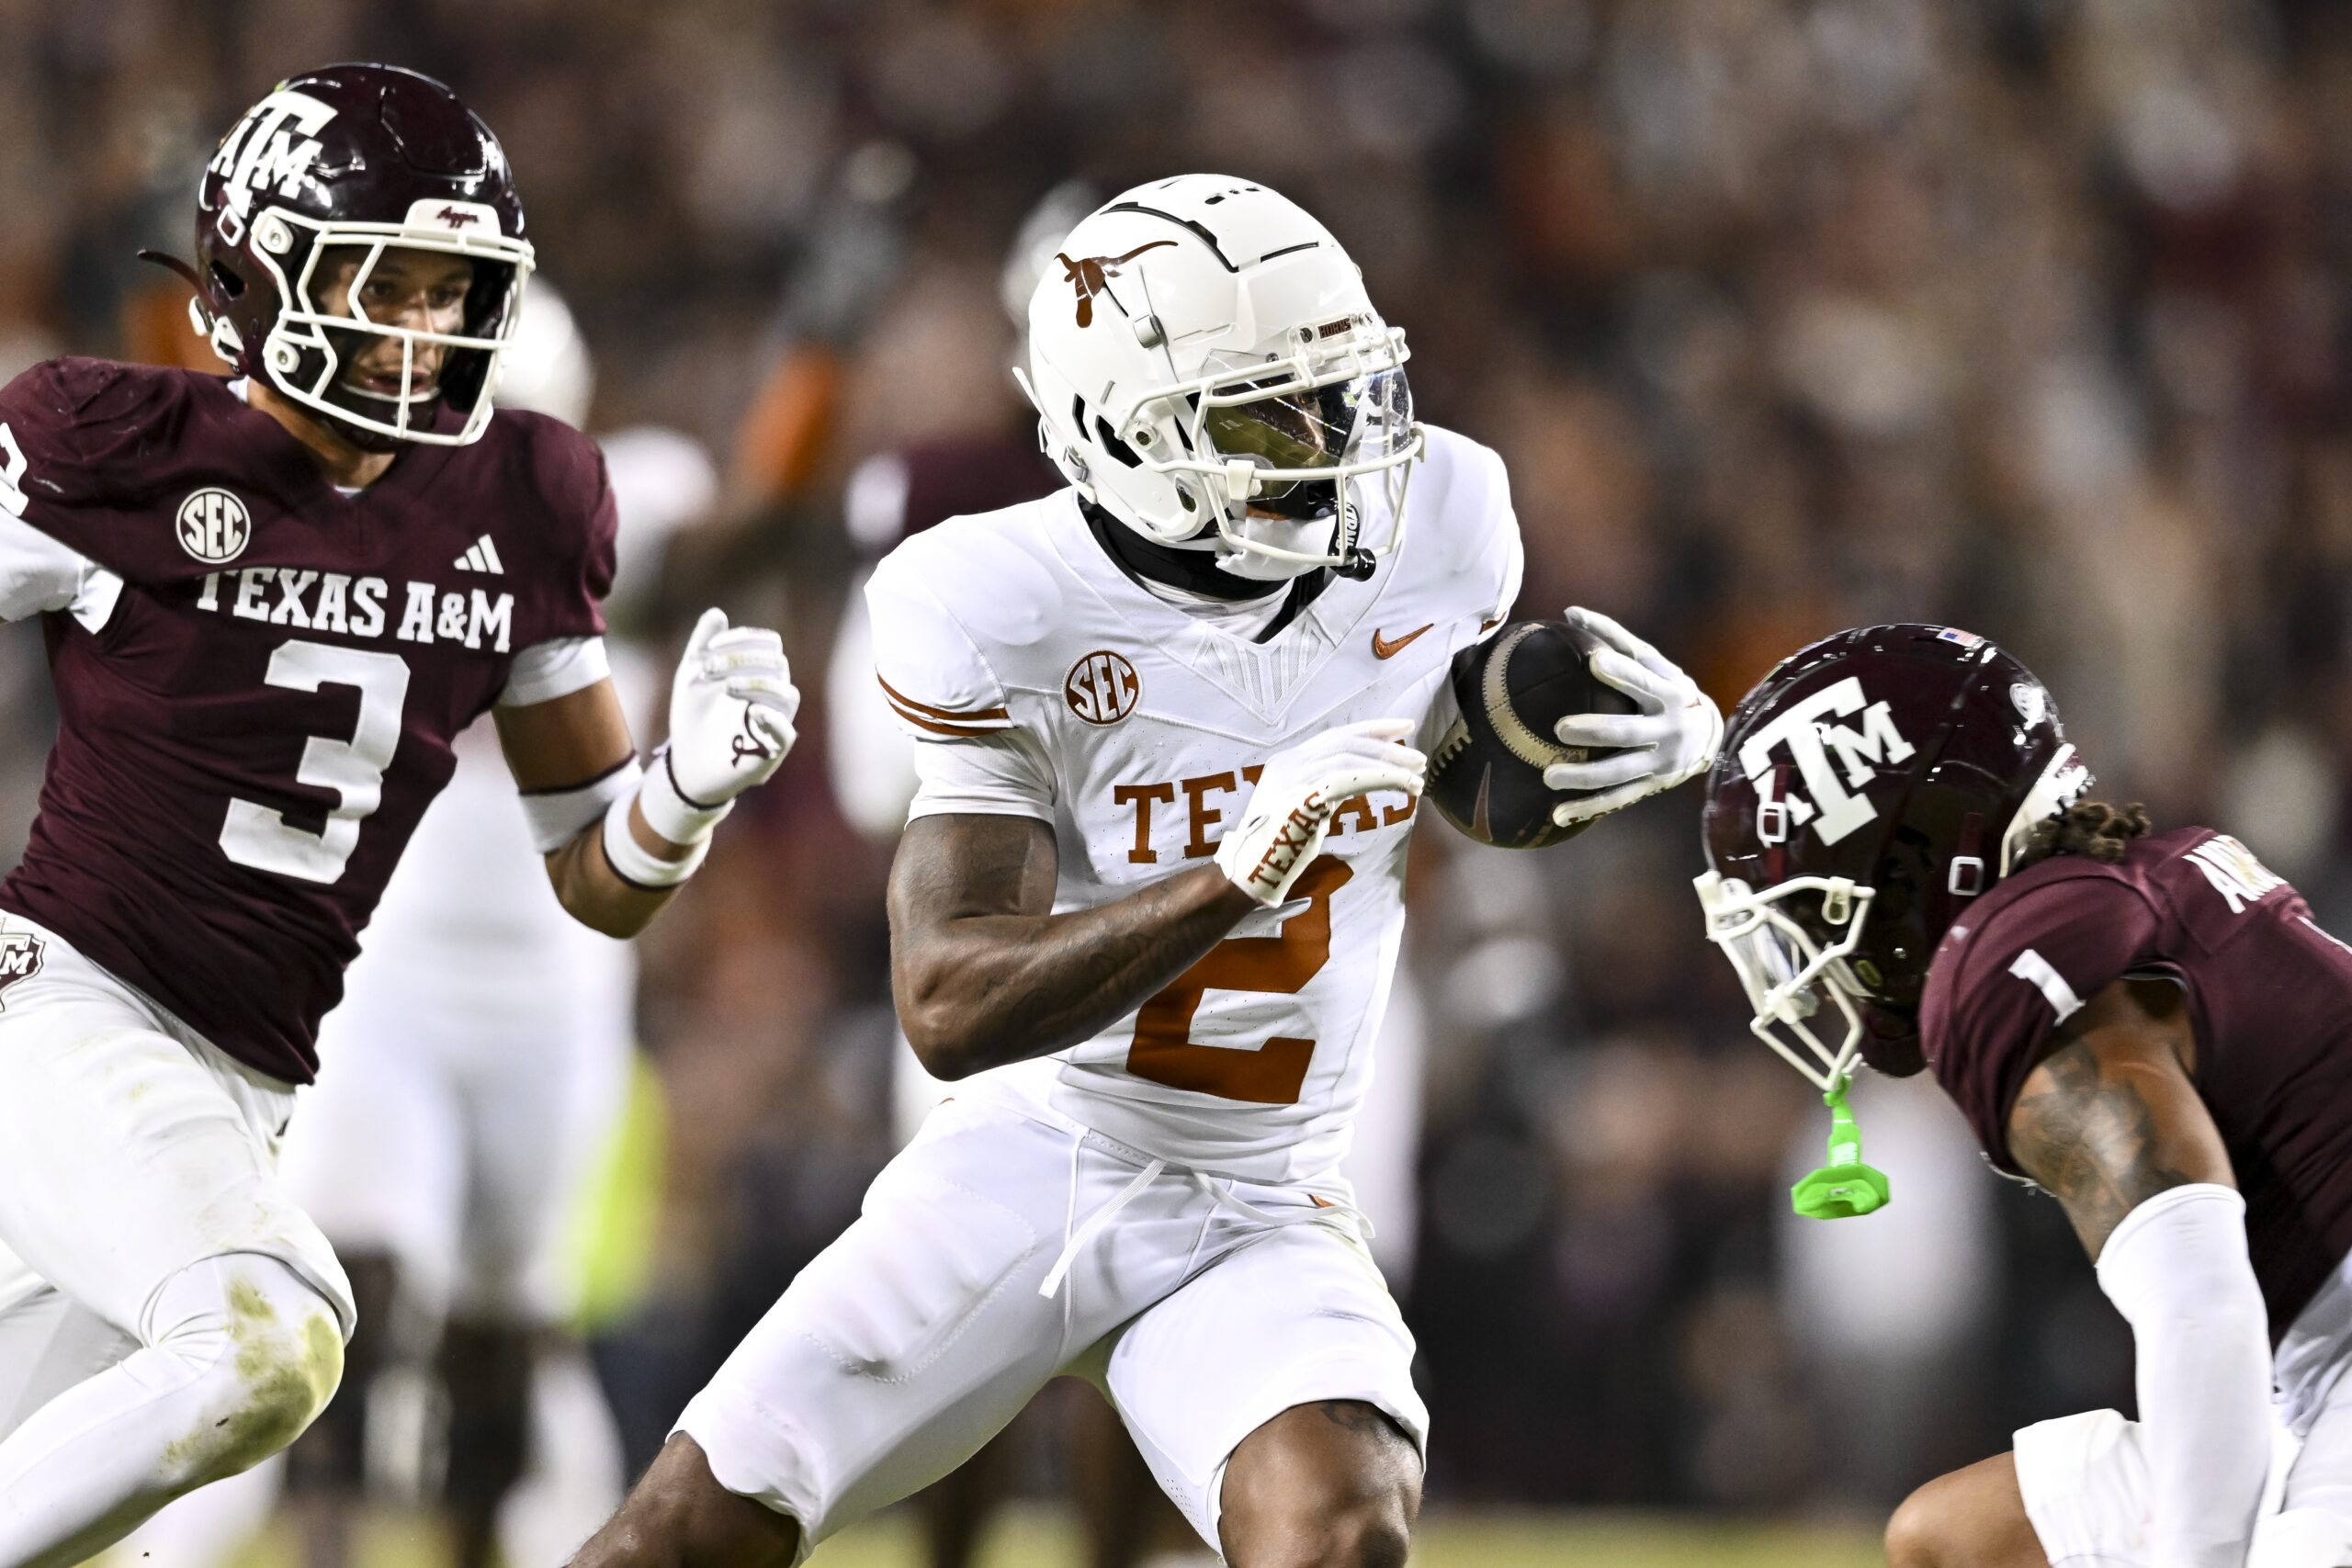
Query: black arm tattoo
[
  {"left": 2004, "top": 981, "right": 2231, "bottom": 1261},
  {"left": 1317, "top": 1400, "right": 1406, "bottom": 1439},
  {"left": 888, "top": 812, "right": 1259, "bottom": 1078}
]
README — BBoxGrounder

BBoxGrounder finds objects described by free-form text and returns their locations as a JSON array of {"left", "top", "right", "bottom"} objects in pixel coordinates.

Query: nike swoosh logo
[{"left": 1373, "top": 623, "right": 1435, "bottom": 660}]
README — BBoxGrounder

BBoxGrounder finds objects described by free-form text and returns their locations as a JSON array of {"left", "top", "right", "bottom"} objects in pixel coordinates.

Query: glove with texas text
[{"left": 1216, "top": 718, "right": 1426, "bottom": 907}]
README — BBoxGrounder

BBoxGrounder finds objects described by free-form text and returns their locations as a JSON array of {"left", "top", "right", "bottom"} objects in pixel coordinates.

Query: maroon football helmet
[
  {"left": 1695, "top": 626, "right": 2090, "bottom": 1089},
  {"left": 176, "top": 63, "right": 533, "bottom": 447}
]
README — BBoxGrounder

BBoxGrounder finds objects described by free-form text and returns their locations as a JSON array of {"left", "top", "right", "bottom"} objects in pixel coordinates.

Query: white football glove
[
  {"left": 661, "top": 607, "right": 800, "bottom": 811},
  {"left": 1216, "top": 718, "right": 1426, "bottom": 907},
  {"left": 1543, "top": 606, "right": 1723, "bottom": 829}
]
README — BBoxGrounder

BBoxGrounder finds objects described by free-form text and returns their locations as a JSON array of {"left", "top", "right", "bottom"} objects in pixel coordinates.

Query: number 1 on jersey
[
  {"left": 1127, "top": 859, "right": 1353, "bottom": 1105},
  {"left": 220, "top": 639, "right": 411, "bottom": 884}
]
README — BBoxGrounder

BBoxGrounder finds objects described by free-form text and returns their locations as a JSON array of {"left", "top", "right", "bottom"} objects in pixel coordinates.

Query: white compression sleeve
[{"left": 2095, "top": 1183, "right": 2272, "bottom": 1568}]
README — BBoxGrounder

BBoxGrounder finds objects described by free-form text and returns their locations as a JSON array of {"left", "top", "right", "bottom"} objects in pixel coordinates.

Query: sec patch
[
  {"left": 1066, "top": 649, "right": 1140, "bottom": 726},
  {"left": 176, "top": 488, "right": 251, "bottom": 565}
]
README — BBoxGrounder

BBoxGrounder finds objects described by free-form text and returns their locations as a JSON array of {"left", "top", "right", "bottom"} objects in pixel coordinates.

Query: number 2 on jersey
[
  {"left": 219, "top": 639, "right": 411, "bottom": 884},
  {"left": 1126, "top": 859, "right": 1353, "bottom": 1105}
]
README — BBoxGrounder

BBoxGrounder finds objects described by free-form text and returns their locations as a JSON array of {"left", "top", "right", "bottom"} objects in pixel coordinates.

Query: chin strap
[{"left": 1790, "top": 1076, "right": 1891, "bottom": 1219}]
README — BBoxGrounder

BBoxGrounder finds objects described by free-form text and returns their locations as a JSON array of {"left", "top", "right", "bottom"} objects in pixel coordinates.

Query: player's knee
[
  {"left": 1885, "top": 1475, "right": 1959, "bottom": 1568},
  {"left": 1227, "top": 1492, "right": 1413, "bottom": 1568},
  {"left": 570, "top": 1434, "right": 801, "bottom": 1568},
  {"left": 1222, "top": 1427, "right": 1419, "bottom": 1568},
  {"left": 153, "top": 1255, "right": 346, "bottom": 1485},
  {"left": 1885, "top": 1456, "right": 2038, "bottom": 1568},
  {"left": 1322, "top": 1495, "right": 1413, "bottom": 1568}
]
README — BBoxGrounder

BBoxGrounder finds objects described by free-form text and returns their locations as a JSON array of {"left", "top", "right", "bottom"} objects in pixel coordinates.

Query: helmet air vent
[
  {"left": 1102, "top": 202, "right": 1238, "bottom": 272},
  {"left": 1095, "top": 416, "right": 1142, "bottom": 468}
]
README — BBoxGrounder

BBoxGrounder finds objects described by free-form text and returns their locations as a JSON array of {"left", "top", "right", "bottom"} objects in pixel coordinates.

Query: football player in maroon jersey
[
  {"left": 1694, "top": 626, "right": 2352, "bottom": 1568},
  {"left": 0, "top": 64, "right": 799, "bottom": 1567}
]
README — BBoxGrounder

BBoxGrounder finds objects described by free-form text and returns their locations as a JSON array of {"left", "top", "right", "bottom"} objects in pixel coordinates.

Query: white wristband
[
  {"left": 639, "top": 746, "right": 735, "bottom": 845},
  {"left": 520, "top": 757, "right": 644, "bottom": 853},
  {"left": 601, "top": 791, "right": 712, "bottom": 890}
]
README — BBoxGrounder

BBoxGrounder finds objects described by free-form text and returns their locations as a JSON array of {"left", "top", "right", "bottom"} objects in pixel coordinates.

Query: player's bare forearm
[
  {"left": 499, "top": 679, "right": 674, "bottom": 938},
  {"left": 2004, "top": 977, "right": 2234, "bottom": 1259},
  {"left": 543, "top": 800, "right": 684, "bottom": 938},
  {"left": 888, "top": 812, "right": 1260, "bottom": 1078}
]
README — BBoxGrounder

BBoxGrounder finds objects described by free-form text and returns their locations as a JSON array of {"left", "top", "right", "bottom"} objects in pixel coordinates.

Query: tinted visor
[{"left": 1203, "top": 367, "right": 1413, "bottom": 520}]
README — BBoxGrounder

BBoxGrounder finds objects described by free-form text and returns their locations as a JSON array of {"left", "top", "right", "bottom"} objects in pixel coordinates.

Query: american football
[
  {"left": 7, "top": 8, "right": 2321, "bottom": 1568},
  {"left": 1428, "top": 619, "right": 1639, "bottom": 850}
]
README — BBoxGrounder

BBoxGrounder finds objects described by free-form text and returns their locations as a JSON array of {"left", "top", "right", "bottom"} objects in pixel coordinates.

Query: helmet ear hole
[
  {"left": 1093, "top": 416, "right": 1142, "bottom": 469},
  {"left": 210, "top": 264, "right": 246, "bottom": 300}
]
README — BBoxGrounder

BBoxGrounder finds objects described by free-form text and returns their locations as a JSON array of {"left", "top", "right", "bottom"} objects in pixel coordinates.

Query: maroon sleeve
[
  {"left": 518, "top": 415, "right": 616, "bottom": 643},
  {"left": 0, "top": 360, "right": 127, "bottom": 508},
  {"left": 1921, "top": 869, "right": 2164, "bottom": 1173},
  {"left": 0, "top": 359, "right": 204, "bottom": 585}
]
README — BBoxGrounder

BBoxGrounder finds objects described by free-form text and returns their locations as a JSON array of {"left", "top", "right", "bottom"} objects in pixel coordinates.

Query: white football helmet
[
  {"left": 1019, "top": 175, "right": 1424, "bottom": 581},
  {"left": 491, "top": 279, "right": 594, "bottom": 428}
]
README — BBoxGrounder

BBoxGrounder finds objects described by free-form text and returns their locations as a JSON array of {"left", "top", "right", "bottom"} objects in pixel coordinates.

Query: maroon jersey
[
  {"left": 0, "top": 357, "right": 615, "bottom": 1084},
  {"left": 1922, "top": 826, "right": 2352, "bottom": 1339}
]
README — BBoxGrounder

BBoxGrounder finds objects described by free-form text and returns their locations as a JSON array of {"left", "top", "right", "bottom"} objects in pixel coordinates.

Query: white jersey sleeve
[
  {"left": 0, "top": 510, "right": 118, "bottom": 630},
  {"left": 866, "top": 544, "right": 1051, "bottom": 821},
  {"left": 496, "top": 635, "right": 613, "bottom": 707},
  {"left": 907, "top": 729, "right": 1056, "bottom": 821},
  {"left": 865, "top": 547, "right": 1018, "bottom": 740},
  {"left": 1455, "top": 434, "right": 1524, "bottom": 632},
  {"left": 1409, "top": 430, "right": 1524, "bottom": 753}
]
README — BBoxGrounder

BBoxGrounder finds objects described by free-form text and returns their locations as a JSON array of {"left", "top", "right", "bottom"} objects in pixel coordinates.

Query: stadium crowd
[{"left": 3, "top": 0, "right": 2347, "bottom": 1524}]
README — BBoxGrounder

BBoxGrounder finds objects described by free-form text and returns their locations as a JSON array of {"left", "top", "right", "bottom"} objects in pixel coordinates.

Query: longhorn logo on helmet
[{"left": 1057, "top": 242, "right": 1176, "bottom": 328}]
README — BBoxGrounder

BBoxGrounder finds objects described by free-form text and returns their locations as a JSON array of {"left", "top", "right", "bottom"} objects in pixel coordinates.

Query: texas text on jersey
[
  {"left": 866, "top": 422, "right": 1521, "bottom": 1181},
  {"left": 0, "top": 355, "right": 615, "bottom": 1083},
  {"left": 1923, "top": 826, "right": 2352, "bottom": 1343}
]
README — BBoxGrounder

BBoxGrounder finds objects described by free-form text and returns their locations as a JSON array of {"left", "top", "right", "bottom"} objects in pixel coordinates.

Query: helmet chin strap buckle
[
  {"left": 1789, "top": 1075, "right": 1892, "bottom": 1220},
  {"left": 1335, "top": 546, "right": 1375, "bottom": 581}
]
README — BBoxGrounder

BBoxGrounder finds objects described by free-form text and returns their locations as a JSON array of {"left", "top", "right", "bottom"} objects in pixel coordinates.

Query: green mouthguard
[{"left": 1789, "top": 1076, "right": 1890, "bottom": 1220}]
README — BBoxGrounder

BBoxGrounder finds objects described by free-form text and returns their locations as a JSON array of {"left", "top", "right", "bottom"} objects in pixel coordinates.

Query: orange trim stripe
[
  {"left": 876, "top": 673, "right": 1009, "bottom": 724},
  {"left": 884, "top": 697, "right": 1008, "bottom": 738}
]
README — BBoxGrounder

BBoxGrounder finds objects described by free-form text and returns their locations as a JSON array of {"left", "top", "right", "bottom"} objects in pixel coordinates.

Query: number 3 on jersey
[
  {"left": 219, "top": 639, "right": 411, "bottom": 884},
  {"left": 1127, "top": 859, "right": 1353, "bottom": 1105}
]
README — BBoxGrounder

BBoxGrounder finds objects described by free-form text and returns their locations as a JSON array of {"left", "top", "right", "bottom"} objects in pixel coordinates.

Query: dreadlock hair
[{"left": 2010, "top": 799, "right": 2153, "bottom": 874}]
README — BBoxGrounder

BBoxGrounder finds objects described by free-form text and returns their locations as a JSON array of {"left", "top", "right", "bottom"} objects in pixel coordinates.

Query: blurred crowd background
[{"left": 7, "top": 0, "right": 2352, "bottom": 1536}]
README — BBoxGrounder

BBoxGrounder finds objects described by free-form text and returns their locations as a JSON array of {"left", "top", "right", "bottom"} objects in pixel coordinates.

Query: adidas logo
[{"left": 454, "top": 535, "right": 505, "bottom": 575}]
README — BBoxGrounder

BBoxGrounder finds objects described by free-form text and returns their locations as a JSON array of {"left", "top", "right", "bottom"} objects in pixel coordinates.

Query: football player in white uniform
[{"left": 571, "top": 175, "right": 1720, "bottom": 1568}]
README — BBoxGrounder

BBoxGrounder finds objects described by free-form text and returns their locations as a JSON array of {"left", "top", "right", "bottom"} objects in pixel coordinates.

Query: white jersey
[{"left": 866, "top": 424, "right": 1521, "bottom": 1181}]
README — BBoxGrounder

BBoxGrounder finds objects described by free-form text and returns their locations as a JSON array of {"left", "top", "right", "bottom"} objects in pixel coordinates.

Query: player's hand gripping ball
[
  {"left": 1216, "top": 718, "right": 1427, "bottom": 906},
  {"left": 1428, "top": 607, "right": 1720, "bottom": 848},
  {"left": 664, "top": 607, "right": 801, "bottom": 807}
]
